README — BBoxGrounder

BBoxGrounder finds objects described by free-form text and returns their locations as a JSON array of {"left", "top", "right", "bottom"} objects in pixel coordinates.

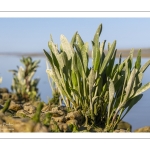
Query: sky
[{"left": 0, "top": 18, "right": 150, "bottom": 53}]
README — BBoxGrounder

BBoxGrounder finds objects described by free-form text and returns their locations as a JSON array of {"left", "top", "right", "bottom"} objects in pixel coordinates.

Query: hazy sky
[{"left": 0, "top": 18, "right": 150, "bottom": 53}]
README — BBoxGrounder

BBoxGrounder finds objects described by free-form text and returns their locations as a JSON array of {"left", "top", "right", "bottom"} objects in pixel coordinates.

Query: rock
[
  {"left": 115, "top": 121, "right": 132, "bottom": 132},
  {"left": 26, "top": 113, "right": 35, "bottom": 118},
  {"left": 49, "top": 106, "right": 66, "bottom": 117},
  {"left": 0, "top": 93, "right": 19, "bottom": 102},
  {"left": 0, "top": 93, "right": 11, "bottom": 100},
  {"left": 57, "top": 110, "right": 65, "bottom": 116},
  {"left": 0, "top": 119, "right": 3, "bottom": 124},
  {"left": 0, "top": 112, "right": 4, "bottom": 118},
  {"left": 2, "top": 122, "right": 15, "bottom": 132},
  {"left": 65, "top": 111, "right": 84, "bottom": 125},
  {"left": 113, "top": 129, "right": 120, "bottom": 133},
  {"left": 89, "top": 127, "right": 103, "bottom": 132},
  {"left": 113, "top": 129, "right": 129, "bottom": 133},
  {"left": 9, "top": 101, "right": 22, "bottom": 112},
  {"left": 0, "top": 88, "right": 9, "bottom": 93},
  {"left": 66, "top": 119, "right": 78, "bottom": 126},
  {"left": 23, "top": 101, "right": 32, "bottom": 107},
  {"left": 13, "top": 119, "right": 35, "bottom": 132},
  {"left": 119, "top": 129, "right": 127, "bottom": 132},
  {"left": 2, "top": 116, "right": 36, "bottom": 132},
  {"left": 134, "top": 126, "right": 150, "bottom": 132},
  {"left": 0, "top": 125, "right": 11, "bottom": 132},
  {"left": 49, "top": 121, "right": 60, "bottom": 132},
  {"left": 57, "top": 123, "right": 69, "bottom": 132},
  {"left": 9, "top": 93, "right": 19, "bottom": 101},
  {"left": 0, "top": 99, "right": 5, "bottom": 105},
  {"left": 52, "top": 106, "right": 58, "bottom": 112},
  {"left": 51, "top": 106, "right": 67, "bottom": 114},
  {"left": 42, "top": 104, "right": 51, "bottom": 112},
  {"left": 23, "top": 105, "right": 36, "bottom": 114},
  {"left": 52, "top": 116, "right": 66, "bottom": 123},
  {"left": 33, "top": 123, "right": 48, "bottom": 132},
  {"left": 16, "top": 110, "right": 25, "bottom": 117},
  {"left": 16, "top": 110, "right": 28, "bottom": 118}
]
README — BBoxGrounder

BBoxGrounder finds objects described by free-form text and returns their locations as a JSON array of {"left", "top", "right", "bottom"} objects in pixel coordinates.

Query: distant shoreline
[{"left": 0, "top": 48, "right": 150, "bottom": 57}]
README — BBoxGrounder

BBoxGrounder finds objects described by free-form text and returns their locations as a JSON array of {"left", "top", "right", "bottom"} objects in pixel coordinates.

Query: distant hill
[
  {"left": 89, "top": 48, "right": 150, "bottom": 58},
  {"left": 0, "top": 48, "right": 150, "bottom": 58}
]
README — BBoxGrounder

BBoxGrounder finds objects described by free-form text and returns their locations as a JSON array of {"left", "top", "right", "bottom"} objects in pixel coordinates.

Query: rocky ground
[{"left": 0, "top": 87, "right": 149, "bottom": 133}]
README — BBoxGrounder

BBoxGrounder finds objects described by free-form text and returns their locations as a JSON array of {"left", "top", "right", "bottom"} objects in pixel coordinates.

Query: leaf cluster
[{"left": 44, "top": 24, "right": 150, "bottom": 131}]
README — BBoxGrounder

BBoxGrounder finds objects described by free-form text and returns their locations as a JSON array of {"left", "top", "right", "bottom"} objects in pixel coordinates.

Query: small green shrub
[
  {"left": 9, "top": 56, "right": 40, "bottom": 102},
  {"left": 44, "top": 24, "right": 150, "bottom": 131}
]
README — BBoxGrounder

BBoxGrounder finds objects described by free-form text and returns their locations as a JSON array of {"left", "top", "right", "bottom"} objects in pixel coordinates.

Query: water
[{"left": 0, "top": 55, "right": 150, "bottom": 131}]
